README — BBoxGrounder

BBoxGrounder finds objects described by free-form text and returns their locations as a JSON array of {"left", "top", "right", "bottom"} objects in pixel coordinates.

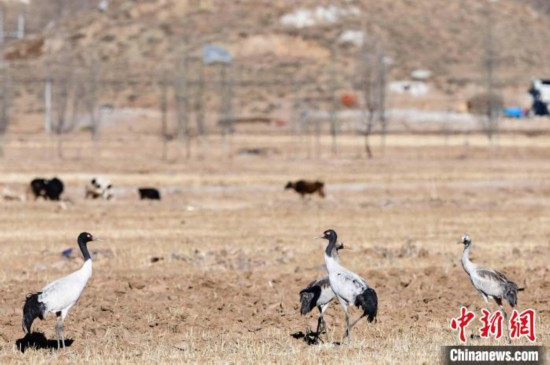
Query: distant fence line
[
  {"left": 0, "top": 65, "right": 379, "bottom": 159},
  {"left": 0, "top": 48, "right": 474, "bottom": 160}
]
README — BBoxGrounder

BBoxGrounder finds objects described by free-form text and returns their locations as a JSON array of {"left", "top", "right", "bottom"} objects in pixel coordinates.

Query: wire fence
[{"left": 1, "top": 57, "right": 391, "bottom": 157}]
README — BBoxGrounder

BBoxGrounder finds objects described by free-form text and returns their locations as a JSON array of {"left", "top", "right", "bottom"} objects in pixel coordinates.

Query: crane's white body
[
  {"left": 313, "top": 277, "right": 335, "bottom": 309},
  {"left": 325, "top": 253, "right": 368, "bottom": 305},
  {"left": 319, "top": 230, "right": 378, "bottom": 340},
  {"left": 39, "top": 259, "right": 92, "bottom": 319},
  {"left": 22, "top": 232, "right": 96, "bottom": 350}
]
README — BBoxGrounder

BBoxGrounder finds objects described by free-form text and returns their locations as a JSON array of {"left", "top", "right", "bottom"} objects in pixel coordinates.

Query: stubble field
[{"left": 0, "top": 133, "right": 548, "bottom": 364}]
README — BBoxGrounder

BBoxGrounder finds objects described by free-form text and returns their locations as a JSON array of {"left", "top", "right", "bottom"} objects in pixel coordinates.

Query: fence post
[
  {"left": 44, "top": 79, "right": 52, "bottom": 133},
  {"left": 160, "top": 70, "right": 168, "bottom": 160}
]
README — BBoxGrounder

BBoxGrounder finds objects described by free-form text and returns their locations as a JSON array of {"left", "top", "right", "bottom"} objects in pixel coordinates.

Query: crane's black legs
[
  {"left": 316, "top": 315, "right": 325, "bottom": 335},
  {"left": 500, "top": 306, "right": 511, "bottom": 343},
  {"left": 344, "top": 311, "right": 350, "bottom": 339},
  {"left": 316, "top": 304, "right": 329, "bottom": 336},
  {"left": 343, "top": 308, "right": 351, "bottom": 339},
  {"left": 493, "top": 298, "right": 511, "bottom": 344}
]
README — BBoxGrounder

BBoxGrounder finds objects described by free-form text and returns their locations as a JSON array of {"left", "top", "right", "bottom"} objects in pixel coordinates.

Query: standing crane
[
  {"left": 459, "top": 234, "right": 524, "bottom": 337},
  {"left": 299, "top": 241, "right": 348, "bottom": 338},
  {"left": 320, "top": 229, "right": 378, "bottom": 340},
  {"left": 22, "top": 232, "right": 98, "bottom": 349}
]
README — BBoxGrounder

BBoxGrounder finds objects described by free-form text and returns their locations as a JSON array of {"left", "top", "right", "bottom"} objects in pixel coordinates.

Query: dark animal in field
[
  {"left": 29, "top": 178, "right": 64, "bottom": 201},
  {"left": 285, "top": 180, "right": 325, "bottom": 198},
  {"left": 29, "top": 178, "right": 47, "bottom": 199},
  {"left": 138, "top": 188, "right": 161, "bottom": 200},
  {"left": 85, "top": 177, "right": 113, "bottom": 200}
]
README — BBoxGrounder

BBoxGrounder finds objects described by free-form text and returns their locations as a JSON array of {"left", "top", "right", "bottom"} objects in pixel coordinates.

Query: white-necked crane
[
  {"left": 299, "top": 241, "right": 348, "bottom": 338},
  {"left": 320, "top": 229, "right": 378, "bottom": 340},
  {"left": 459, "top": 234, "right": 524, "bottom": 336},
  {"left": 22, "top": 232, "right": 97, "bottom": 349}
]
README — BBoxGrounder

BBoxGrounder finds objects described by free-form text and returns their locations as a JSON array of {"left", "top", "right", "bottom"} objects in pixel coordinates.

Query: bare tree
[
  {"left": 0, "top": 10, "right": 14, "bottom": 157},
  {"left": 195, "top": 61, "right": 207, "bottom": 158},
  {"left": 85, "top": 55, "right": 101, "bottom": 143},
  {"left": 482, "top": 0, "right": 500, "bottom": 144},
  {"left": 52, "top": 71, "right": 72, "bottom": 158},
  {"left": 70, "top": 82, "right": 85, "bottom": 134},
  {"left": 356, "top": 37, "right": 388, "bottom": 158},
  {"left": 174, "top": 50, "right": 191, "bottom": 159},
  {"left": 328, "top": 47, "right": 338, "bottom": 156},
  {"left": 159, "top": 70, "right": 169, "bottom": 160},
  {"left": 53, "top": 43, "right": 76, "bottom": 157},
  {"left": 219, "top": 63, "right": 234, "bottom": 157},
  {"left": 0, "top": 61, "right": 9, "bottom": 157}
]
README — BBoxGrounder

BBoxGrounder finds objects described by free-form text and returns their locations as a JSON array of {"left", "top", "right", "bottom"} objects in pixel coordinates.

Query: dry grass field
[{"left": 0, "top": 133, "right": 548, "bottom": 364}]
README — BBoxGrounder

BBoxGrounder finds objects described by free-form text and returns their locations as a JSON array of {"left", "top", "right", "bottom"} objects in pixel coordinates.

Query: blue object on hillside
[
  {"left": 203, "top": 44, "right": 233, "bottom": 65},
  {"left": 504, "top": 107, "right": 523, "bottom": 118},
  {"left": 61, "top": 247, "right": 73, "bottom": 258}
]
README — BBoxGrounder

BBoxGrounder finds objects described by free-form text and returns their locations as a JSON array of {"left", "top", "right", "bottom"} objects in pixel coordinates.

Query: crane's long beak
[
  {"left": 342, "top": 244, "right": 352, "bottom": 250},
  {"left": 314, "top": 235, "right": 324, "bottom": 239},
  {"left": 93, "top": 237, "right": 103, "bottom": 242}
]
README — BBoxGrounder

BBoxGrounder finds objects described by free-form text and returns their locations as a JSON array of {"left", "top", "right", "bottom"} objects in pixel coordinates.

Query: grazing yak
[
  {"left": 29, "top": 177, "right": 64, "bottom": 201},
  {"left": 85, "top": 177, "right": 113, "bottom": 200},
  {"left": 138, "top": 188, "right": 161, "bottom": 200},
  {"left": 285, "top": 180, "right": 325, "bottom": 198}
]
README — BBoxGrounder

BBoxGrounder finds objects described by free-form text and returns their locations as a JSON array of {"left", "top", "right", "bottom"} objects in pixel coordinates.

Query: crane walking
[
  {"left": 22, "top": 232, "right": 98, "bottom": 349},
  {"left": 459, "top": 234, "right": 524, "bottom": 338},
  {"left": 320, "top": 229, "right": 377, "bottom": 340},
  {"left": 299, "top": 241, "right": 348, "bottom": 338}
]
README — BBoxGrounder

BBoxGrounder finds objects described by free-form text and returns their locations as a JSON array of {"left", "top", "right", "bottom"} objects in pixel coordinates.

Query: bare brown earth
[{"left": 0, "top": 132, "right": 549, "bottom": 364}]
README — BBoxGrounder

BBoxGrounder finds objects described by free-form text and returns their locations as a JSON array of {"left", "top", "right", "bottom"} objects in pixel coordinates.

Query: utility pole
[
  {"left": 328, "top": 47, "right": 338, "bottom": 156},
  {"left": 484, "top": 0, "right": 499, "bottom": 144}
]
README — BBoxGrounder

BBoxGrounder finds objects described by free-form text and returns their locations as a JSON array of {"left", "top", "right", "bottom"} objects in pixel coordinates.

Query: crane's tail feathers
[
  {"left": 22, "top": 292, "right": 46, "bottom": 334},
  {"left": 505, "top": 282, "right": 520, "bottom": 307},
  {"left": 299, "top": 291, "right": 316, "bottom": 315},
  {"left": 355, "top": 287, "right": 378, "bottom": 323}
]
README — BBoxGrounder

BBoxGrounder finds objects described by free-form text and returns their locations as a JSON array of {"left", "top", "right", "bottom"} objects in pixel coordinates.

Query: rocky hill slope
[{"left": 1, "top": 0, "right": 550, "bottom": 112}]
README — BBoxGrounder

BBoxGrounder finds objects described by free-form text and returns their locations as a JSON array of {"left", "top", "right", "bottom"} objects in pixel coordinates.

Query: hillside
[{"left": 1, "top": 0, "right": 550, "bottom": 115}]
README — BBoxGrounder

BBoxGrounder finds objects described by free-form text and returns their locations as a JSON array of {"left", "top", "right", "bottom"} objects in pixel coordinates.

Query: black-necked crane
[
  {"left": 459, "top": 234, "right": 524, "bottom": 337},
  {"left": 22, "top": 232, "right": 97, "bottom": 349},
  {"left": 320, "top": 229, "right": 378, "bottom": 340},
  {"left": 299, "top": 241, "right": 347, "bottom": 337}
]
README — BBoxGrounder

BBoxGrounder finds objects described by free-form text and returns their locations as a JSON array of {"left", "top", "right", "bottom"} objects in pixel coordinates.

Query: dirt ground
[{"left": 0, "top": 132, "right": 548, "bottom": 364}]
